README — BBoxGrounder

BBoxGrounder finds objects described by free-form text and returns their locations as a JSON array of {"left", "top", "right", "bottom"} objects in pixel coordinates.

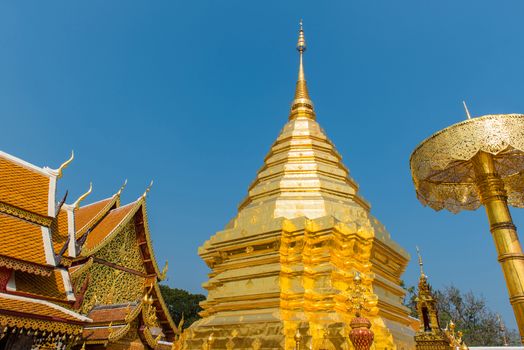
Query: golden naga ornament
[{"left": 410, "top": 104, "right": 524, "bottom": 343}]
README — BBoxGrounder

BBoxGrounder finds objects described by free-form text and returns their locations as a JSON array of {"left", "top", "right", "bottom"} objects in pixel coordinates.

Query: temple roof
[
  {"left": 0, "top": 213, "right": 52, "bottom": 273},
  {"left": 82, "top": 291, "right": 177, "bottom": 345},
  {"left": 82, "top": 201, "right": 137, "bottom": 254},
  {"left": 0, "top": 153, "right": 53, "bottom": 221},
  {"left": 86, "top": 302, "right": 140, "bottom": 324},
  {"left": 75, "top": 196, "right": 119, "bottom": 239},
  {"left": 51, "top": 208, "right": 70, "bottom": 255},
  {"left": 14, "top": 268, "right": 74, "bottom": 302},
  {"left": 76, "top": 194, "right": 163, "bottom": 279},
  {"left": 0, "top": 292, "right": 90, "bottom": 324},
  {"left": 0, "top": 150, "right": 73, "bottom": 226}
]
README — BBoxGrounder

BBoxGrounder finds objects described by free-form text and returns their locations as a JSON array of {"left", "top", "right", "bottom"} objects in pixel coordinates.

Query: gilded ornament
[
  {"left": 72, "top": 182, "right": 93, "bottom": 209},
  {"left": 55, "top": 150, "right": 74, "bottom": 179},
  {"left": 160, "top": 261, "right": 169, "bottom": 281},
  {"left": 410, "top": 110, "right": 524, "bottom": 342}
]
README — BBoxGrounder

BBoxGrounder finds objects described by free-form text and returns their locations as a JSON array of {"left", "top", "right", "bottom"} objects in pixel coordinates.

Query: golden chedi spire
[
  {"left": 192, "top": 22, "right": 413, "bottom": 350},
  {"left": 290, "top": 20, "right": 315, "bottom": 120}
]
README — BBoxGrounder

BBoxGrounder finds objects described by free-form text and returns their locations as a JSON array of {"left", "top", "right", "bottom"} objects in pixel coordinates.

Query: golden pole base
[{"left": 474, "top": 152, "right": 524, "bottom": 344}]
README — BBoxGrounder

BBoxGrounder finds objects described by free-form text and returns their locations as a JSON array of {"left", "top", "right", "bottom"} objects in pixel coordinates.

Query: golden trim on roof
[
  {"left": 153, "top": 282, "right": 178, "bottom": 334},
  {"left": 81, "top": 201, "right": 141, "bottom": 256},
  {"left": 143, "top": 325, "right": 162, "bottom": 348},
  {"left": 107, "top": 322, "right": 131, "bottom": 342},
  {"left": 125, "top": 301, "right": 143, "bottom": 323},
  {"left": 0, "top": 313, "right": 84, "bottom": 336},
  {"left": 70, "top": 257, "right": 94, "bottom": 277},
  {"left": 0, "top": 201, "right": 53, "bottom": 227},
  {"left": 80, "top": 196, "right": 162, "bottom": 278},
  {"left": 0, "top": 255, "right": 52, "bottom": 276},
  {"left": 140, "top": 200, "right": 161, "bottom": 278}
]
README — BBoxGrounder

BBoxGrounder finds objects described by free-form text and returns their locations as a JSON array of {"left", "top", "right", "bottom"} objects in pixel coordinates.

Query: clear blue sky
[{"left": 2, "top": 0, "right": 524, "bottom": 330}]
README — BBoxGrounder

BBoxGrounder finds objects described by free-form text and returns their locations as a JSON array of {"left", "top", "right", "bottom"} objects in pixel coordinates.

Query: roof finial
[
  {"left": 73, "top": 182, "right": 92, "bottom": 209},
  {"left": 416, "top": 246, "right": 425, "bottom": 277},
  {"left": 462, "top": 101, "right": 472, "bottom": 120},
  {"left": 142, "top": 180, "right": 154, "bottom": 199},
  {"left": 56, "top": 150, "right": 74, "bottom": 179},
  {"left": 117, "top": 179, "right": 128, "bottom": 196},
  {"left": 290, "top": 20, "right": 315, "bottom": 120}
]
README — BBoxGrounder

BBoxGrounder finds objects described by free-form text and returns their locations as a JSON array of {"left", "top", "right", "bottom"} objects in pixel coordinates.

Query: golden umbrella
[{"left": 410, "top": 106, "right": 524, "bottom": 343}]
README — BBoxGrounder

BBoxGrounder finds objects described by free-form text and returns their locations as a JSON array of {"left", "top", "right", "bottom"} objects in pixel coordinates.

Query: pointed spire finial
[
  {"left": 416, "top": 246, "right": 425, "bottom": 277},
  {"left": 462, "top": 101, "right": 472, "bottom": 120},
  {"left": 290, "top": 20, "right": 315, "bottom": 120},
  {"left": 297, "top": 19, "right": 306, "bottom": 53}
]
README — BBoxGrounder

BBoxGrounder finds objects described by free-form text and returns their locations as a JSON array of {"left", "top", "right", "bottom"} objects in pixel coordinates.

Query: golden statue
[
  {"left": 185, "top": 22, "right": 415, "bottom": 350},
  {"left": 410, "top": 105, "right": 524, "bottom": 343}
]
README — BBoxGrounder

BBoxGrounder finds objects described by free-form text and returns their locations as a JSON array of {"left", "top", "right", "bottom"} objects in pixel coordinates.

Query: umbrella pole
[{"left": 473, "top": 151, "right": 524, "bottom": 344}]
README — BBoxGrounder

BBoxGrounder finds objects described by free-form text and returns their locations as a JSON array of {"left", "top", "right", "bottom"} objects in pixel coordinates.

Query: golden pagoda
[{"left": 185, "top": 23, "right": 415, "bottom": 350}]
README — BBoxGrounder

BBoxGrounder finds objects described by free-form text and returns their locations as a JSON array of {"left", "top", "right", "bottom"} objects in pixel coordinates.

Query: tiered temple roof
[
  {"left": 0, "top": 151, "right": 86, "bottom": 345},
  {"left": 0, "top": 150, "right": 176, "bottom": 349}
]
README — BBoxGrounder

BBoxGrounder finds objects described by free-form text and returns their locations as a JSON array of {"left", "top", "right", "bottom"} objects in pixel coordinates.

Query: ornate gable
[{"left": 71, "top": 194, "right": 176, "bottom": 345}]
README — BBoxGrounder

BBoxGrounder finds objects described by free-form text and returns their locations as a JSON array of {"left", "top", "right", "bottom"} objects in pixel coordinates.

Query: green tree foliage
[
  {"left": 403, "top": 283, "right": 519, "bottom": 346},
  {"left": 159, "top": 284, "right": 206, "bottom": 329}
]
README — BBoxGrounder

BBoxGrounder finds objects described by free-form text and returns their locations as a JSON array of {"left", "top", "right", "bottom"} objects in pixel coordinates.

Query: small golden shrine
[
  {"left": 414, "top": 249, "right": 468, "bottom": 350},
  {"left": 0, "top": 150, "right": 177, "bottom": 350},
  {"left": 185, "top": 23, "right": 415, "bottom": 350},
  {"left": 413, "top": 249, "right": 449, "bottom": 350}
]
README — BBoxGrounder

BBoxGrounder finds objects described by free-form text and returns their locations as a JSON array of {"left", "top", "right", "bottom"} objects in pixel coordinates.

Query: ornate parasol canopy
[{"left": 410, "top": 114, "right": 524, "bottom": 213}]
